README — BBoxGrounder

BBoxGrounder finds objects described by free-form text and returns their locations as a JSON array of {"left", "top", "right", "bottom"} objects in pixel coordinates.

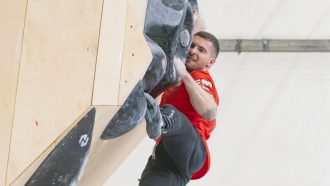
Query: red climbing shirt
[{"left": 160, "top": 70, "right": 219, "bottom": 179}]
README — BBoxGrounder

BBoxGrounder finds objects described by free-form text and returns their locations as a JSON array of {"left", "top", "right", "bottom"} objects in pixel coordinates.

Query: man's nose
[{"left": 189, "top": 46, "right": 197, "bottom": 55}]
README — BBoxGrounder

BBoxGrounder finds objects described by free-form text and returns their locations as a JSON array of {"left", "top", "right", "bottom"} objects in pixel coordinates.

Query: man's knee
[
  {"left": 160, "top": 104, "right": 195, "bottom": 137},
  {"left": 160, "top": 104, "right": 177, "bottom": 115}
]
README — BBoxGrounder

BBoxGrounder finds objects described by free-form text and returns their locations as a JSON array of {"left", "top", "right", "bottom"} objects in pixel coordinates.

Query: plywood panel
[
  {"left": 92, "top": 0, "right": 128, "bottom": 105},
  {"left": 7, "top": 0, "right": 103, "bottom": 183},
  {"left": 118, "top": 4, "right": 151, "bottom": 104},
  {"left": 78, "top": 106, "right": 146, "bottom": 186},
  {"left": 9, "top": 107, "right": 92, "bottom": 186},
  {"left": 126, "top": 0, "right": 149, "bottom": 32},
  {"left": 9, "top": 106, "right": 146, "bottom": 186},
  {"left": 0, "top": 0, "right": 27, "bottom": 185}
]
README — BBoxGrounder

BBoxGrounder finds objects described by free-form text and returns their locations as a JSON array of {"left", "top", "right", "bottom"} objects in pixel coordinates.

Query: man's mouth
[{"left": 186, "top": 55, "right": 196, "bottom": 63}]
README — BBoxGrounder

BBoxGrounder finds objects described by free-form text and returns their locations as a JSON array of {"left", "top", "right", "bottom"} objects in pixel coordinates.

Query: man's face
[{"left": 185, "top": 36, "right": 215, "bottom": 72}]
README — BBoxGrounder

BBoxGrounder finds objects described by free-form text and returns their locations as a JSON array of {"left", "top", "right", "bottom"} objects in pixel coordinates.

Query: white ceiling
[{"left": 198, "top": 0, "right": 330, "bottom": 39}]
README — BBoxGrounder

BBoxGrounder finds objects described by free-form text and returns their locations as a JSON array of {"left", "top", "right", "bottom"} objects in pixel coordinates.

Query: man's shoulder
[
  {"left": 190, "top": 70, "right": 212, "bottom": 79},
  {"left": 190, "top": 70, "right": 215, "bottom": 84}
]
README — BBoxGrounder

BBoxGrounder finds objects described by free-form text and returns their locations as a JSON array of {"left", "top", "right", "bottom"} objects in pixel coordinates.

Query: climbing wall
[
  {"left": 2, "top": 0, "right": 150, "bottom": 185},
  {"left": 80, "top": 0, "right": 151, "bottom": 184}
]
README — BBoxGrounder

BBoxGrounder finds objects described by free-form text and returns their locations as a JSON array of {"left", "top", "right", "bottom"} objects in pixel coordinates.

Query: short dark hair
[{"left": 194, "top": 31, "right": 220, "bottom": 58}]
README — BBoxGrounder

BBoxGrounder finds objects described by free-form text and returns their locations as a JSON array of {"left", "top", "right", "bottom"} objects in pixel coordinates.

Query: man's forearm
[{"left": 181, "top": 73, "right": 217, "bottom": 120}]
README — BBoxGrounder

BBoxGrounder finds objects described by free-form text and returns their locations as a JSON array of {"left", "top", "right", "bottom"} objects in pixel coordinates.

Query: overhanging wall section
[
  {"left": 7, "top": 0, "right": 103, "bottom": 184},
  {"left": 3, "top": 0, "right": 151, "bottom": 185},
  {"left": 85, "top": 0, "right": 150, "bottom": 185}
]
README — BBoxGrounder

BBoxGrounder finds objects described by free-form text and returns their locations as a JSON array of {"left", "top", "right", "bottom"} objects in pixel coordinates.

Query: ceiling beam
[{"left": 218, "top": 39, "right": 330, "bottom": 53}]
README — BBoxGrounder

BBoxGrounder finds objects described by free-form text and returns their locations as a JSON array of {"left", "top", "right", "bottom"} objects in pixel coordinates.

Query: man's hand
[{"left": 173, "top": 56, "right": 189, "bottom": 80}]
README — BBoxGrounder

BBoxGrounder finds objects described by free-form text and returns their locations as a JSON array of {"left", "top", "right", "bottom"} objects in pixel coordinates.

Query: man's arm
[{"left": 173, "top": 57, "right": 217, "bottom": 120}]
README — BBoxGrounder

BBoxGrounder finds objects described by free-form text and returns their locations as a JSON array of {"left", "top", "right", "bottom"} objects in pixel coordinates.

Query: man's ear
[{"left": 207, "top": 58, "right": 216, "bottom": 68}]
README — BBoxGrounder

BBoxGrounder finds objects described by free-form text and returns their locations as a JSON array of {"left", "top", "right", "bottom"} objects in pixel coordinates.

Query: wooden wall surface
[
  {"left": 0, "top": 1, "right": 27, "bottom": 185},
  {"left": 2, "top": 0, "right": 150, "bottom": 185}
]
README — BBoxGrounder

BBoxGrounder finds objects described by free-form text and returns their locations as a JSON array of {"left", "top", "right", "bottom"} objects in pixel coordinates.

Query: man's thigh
[{"left": 139, "top": 156, "right": 186, "bottom": 186}]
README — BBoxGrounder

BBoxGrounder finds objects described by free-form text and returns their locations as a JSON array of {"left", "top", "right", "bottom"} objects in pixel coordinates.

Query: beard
[{"left": 185, "top": 59, "right": 205, "bottom": 72}]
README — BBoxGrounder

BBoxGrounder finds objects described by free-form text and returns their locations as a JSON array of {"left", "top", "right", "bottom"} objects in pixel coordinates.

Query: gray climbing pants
[{"left": 139, "top": 104, "right": 206, "bottom": 186}]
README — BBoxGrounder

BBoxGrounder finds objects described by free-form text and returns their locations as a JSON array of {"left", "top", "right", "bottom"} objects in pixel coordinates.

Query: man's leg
[
  {"left": 157, "top": 104, "right": 206, "bottom": 180},
  {"left": 139, "top": 156, "right": 186, "bottom": 186},
  {"left": 143, "top": 93, "right": 206, "bottom": 182}
]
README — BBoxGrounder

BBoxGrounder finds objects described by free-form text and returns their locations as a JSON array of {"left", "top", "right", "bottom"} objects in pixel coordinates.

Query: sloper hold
[
  {"left": 142, "top": 35, "right": 167, "bottom": 93},
  {"left": 100, "top": 0, "right": 197, "bottom": 140},
  {"left": 101, "top": 81, "right": 147, "bottom": 139},
  {"left": 144, "top": 0, "right": 194, "bottom": 97},
  {"left": 25, "top": 107, "right": 96, "bottom": 186},
  {"left": 144, "top": 0, "right": 186, "bottom": 57}
]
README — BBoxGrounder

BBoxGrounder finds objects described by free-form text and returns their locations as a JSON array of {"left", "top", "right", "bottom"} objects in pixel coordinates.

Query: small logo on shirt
[{"left": 196, "top": 79, "right": 212, "bottom": 91}]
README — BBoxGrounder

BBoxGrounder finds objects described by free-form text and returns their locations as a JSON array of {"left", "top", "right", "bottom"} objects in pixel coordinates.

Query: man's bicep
[{"left": 195, "top": 79, "right": 217, "bottom": 104}]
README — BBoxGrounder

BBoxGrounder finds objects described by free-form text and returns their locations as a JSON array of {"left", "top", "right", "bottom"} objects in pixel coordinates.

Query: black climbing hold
[
  {"left": 25, "top": 108, "right": 96, "bottom": 186},
  {"left": 145, "top": 0, "right": 194, "bottom": 97},
  {"left": 142, "top": 36, "right": 167, "bottom": 93},
  {"left": 101, "top": 81, "right": 147, "bottom": 139}
]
